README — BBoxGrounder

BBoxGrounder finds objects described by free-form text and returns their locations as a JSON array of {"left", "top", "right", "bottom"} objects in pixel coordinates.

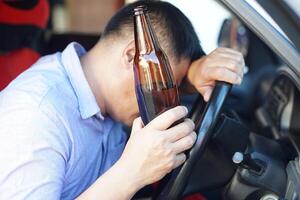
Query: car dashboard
[{"left": 256, "top": 66, "right": 300, "bottom": 154}]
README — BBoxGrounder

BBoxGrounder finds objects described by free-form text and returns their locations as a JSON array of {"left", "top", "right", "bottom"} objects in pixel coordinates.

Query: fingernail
[
  {"left": 182, "top": 106, "right": 188, "bottom": 114},
  {"left": 184, "top": 118, "right": 193, "bottom": 123},
  {"left": 185, "top": 118, "right": 195, "bottom": 129}
]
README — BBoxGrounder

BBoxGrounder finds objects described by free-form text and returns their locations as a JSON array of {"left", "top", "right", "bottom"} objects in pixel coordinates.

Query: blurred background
[{"left": 50, "top": 0, "right": 230, "bottom": 53}]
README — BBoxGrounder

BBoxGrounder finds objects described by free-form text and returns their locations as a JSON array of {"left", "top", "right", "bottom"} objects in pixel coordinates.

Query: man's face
[{"left": 116, "top": 56, "right": 190, "bottom": 126}]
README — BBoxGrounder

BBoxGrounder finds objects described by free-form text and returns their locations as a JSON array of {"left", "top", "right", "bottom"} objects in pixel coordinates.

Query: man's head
[
  {"left": 81, "top": 0, "right": 204, "bottom": 126},
  {"left": 102, "top": 0, "right": 204, "bottom": 62}
]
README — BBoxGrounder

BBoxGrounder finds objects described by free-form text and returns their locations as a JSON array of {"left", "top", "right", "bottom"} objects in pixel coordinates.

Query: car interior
[{"left": 0, "top": 0, "right": 299, "bottom": 200}]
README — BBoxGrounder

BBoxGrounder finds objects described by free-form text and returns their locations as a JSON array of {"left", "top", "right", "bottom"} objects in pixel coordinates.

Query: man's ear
[{"left": 121, "top": 40, "right": 135, "bottom": 69}]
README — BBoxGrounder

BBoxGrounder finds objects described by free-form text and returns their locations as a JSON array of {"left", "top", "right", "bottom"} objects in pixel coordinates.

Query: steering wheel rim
[{"left": 156, "top": 81, "right": 232, "bottom": 200}]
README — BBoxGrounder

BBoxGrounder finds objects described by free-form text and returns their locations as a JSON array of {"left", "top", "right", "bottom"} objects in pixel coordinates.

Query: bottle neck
[{"left": 134, "top": 12, "right": 159, "bottom": 55}]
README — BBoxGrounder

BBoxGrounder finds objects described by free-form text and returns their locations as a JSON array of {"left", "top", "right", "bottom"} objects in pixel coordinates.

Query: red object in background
[
  {"left": 184, "top": 193, "right": 206, "bottom": 200},
  {"left": 0, "top": 48, "right": 40, "bottom": 90},
  {"left": 152, "top": 182, "right": 206, "bottom": 200},
  {"left": 0, "top": 0, "right": 49, "bottom": 90},
  {"left": 0, "top": 0, "right": 49, "bottom": 28}
]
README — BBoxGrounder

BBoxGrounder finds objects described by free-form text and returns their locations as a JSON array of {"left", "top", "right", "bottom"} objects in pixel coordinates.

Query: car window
[
  {"left": 166, "top": 0, "right": 297, "bottom": 53},
  {"left": 244, "top": 0, "right": 292, "bottom": 44}
]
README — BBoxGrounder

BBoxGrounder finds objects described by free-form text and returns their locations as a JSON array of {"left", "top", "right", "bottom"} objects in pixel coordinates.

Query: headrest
[{"left": 0, "top": 0, "right": 49, "bottom": 28}]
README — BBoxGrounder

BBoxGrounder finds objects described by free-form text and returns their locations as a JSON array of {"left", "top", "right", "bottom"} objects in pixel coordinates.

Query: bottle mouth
[{"left": 133, "top": 5, "right": 147, "bottom": 15}]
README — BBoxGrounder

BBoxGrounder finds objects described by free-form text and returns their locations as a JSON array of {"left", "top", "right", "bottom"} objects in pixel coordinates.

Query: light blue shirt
[{"left": 0, "top": 42, "right": 127, "bottom": 200}]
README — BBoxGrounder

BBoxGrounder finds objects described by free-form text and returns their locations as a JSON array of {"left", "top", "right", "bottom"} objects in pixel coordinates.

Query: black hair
[{"left": 102, "top": 0, "right": 205, "bottom": 62}]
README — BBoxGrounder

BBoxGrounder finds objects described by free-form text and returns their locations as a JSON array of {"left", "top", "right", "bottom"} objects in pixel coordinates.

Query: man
[{"left": 0, "top": 1, "right": 244, "bottom": 199}]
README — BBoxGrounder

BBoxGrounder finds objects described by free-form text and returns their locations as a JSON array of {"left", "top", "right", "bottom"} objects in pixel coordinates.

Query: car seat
[{"left": 0, "top": 0, "right": 49, "bottom": 90}]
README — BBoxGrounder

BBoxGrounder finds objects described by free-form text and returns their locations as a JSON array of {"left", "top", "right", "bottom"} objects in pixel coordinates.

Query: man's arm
[
  {"left": 0, "top": 108, "right": 68, "bottom": 200},
  {"left": 76, "top": 158, "right": 139, "bottom": 199}
]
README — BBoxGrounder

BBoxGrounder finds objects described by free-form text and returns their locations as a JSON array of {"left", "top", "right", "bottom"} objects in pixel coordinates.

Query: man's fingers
[
  {"left": 169, "top": 153, "right": 186, "bottom": 171},
  {"left": 164, "top": 118, "right": 195, "bottom": 142},
  {"left": 131, "top": 117, "right": 144, "bottom": 134},
  {"left": 171, "top": 131, "right": 197, "bottom": 154},
  {"left": 147, "top": 106, "right": 188, "bottom": 130},
  {"left": 203, "top": 88, "right": 213, "bottom": 102},
  {"left": 173, "top": 153, "right": 187, "bottom": 169},
  {"left": 210, "top": 48, "right": 245, "bottom": 76},
  {"left": 218, "top": 55, "right": 244, "bottom": 74},
  {"left": 216, "top": 47, "right": 244, "bottom": 58},
  {"left": 207, "top": 67, "right": 242, "bottom": 85},
  {"left": 222, "top": 52, "right": 245, "bottom": 67},
  {"left": 204, "top": 57, "right": 244, "bottom": 78}
]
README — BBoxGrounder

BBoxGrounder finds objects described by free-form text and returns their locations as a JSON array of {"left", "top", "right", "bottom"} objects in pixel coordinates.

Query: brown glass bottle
[{"left": 133, "top": 6, "right": 180, "bottom": 125}]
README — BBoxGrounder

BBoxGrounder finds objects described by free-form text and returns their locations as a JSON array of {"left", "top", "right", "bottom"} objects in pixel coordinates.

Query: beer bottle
[{"left": 133, "top": 5, "right": 181, "bottom": 125}]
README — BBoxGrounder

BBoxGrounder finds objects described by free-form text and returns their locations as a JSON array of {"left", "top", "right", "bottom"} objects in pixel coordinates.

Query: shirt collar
[{"left": 61, "top": 42, "right": 104, "bottom": 120}]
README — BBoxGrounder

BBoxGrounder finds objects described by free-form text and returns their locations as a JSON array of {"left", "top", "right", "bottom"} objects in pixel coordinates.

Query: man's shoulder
[
  {"left": 0, "top": 53, "right": 77, "bottom": 114},
  {"left": 6, "top": 52, "right": 68, "bottom": 97}
]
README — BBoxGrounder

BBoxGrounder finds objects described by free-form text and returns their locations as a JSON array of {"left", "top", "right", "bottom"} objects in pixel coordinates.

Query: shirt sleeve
[{"left": 0, "top": 107, "right": 70, "bottom": 200}]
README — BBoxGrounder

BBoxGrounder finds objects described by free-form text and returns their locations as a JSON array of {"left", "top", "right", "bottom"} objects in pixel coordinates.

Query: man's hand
[
  {"left": 77, "top": 106, "right": 195, "bottom": 200},
  {"left": 187, "top": 47, "right": 245, "bottom": 101},
  {"left": 119, "top": 106, "right": 196, "bottom": 189}
]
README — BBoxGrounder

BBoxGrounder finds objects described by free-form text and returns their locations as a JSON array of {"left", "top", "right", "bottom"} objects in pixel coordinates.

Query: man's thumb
[{"left": 131, "top": 117, "right": 144, "bottom": 134}]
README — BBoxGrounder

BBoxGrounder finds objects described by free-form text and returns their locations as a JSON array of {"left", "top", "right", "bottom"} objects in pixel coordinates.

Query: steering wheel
[{"left": 156, "top": 81, "right": 232, "bottom": 200}]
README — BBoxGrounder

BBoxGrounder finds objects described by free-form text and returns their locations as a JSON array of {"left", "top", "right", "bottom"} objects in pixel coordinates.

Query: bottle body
[{"left": 133, "top": 6, "right": 180, "bottom": 125}]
